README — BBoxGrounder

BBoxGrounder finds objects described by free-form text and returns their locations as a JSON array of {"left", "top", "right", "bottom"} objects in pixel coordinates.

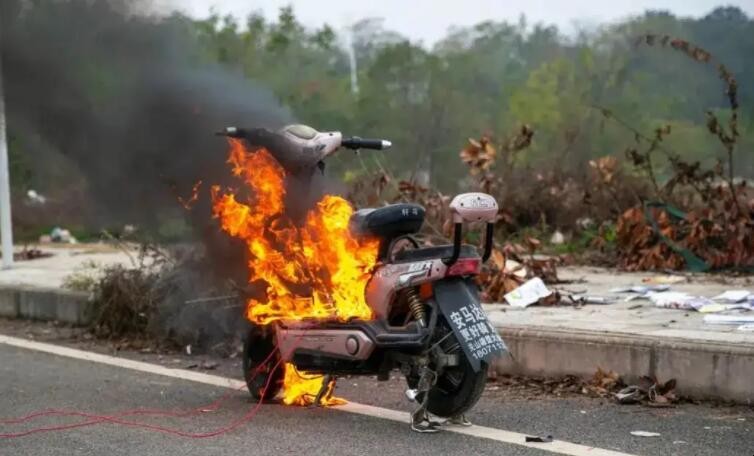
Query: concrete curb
[
  {"left": 492, "top": 324, "right": 754, "bottom": 404},
  {"left": 0, "top": 286, "right": 90, "bottom": 325}
]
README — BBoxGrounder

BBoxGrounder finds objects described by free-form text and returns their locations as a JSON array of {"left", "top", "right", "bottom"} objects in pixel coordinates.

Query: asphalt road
[{"left": 0, "top": 340, "right": 751, "bottom": 456}]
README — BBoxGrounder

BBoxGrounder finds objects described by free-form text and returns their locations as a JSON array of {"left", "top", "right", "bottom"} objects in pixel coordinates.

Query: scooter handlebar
[
  {"left": 341, "top": 136, "right": 392, "bottom": 150},
  {"left": 215, "top": 126, "right": 246, "bottom": 138}
]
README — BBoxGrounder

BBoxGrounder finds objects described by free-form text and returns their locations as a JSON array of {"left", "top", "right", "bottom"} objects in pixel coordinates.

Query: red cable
[
  {"left": 0, "top": 346, "right": 276, "bottom": 425},
  {"left": 0, "top": 336, "right": 298, "bottom": 439}
]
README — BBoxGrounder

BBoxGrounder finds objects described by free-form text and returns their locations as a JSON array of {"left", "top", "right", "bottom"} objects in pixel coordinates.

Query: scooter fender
[{"left": 433, "top": 278, "right": 508, "bottom": 372}]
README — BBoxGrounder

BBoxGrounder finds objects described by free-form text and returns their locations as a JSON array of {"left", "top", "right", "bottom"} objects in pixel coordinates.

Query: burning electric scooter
[{"left": 215, "top": 124, "right": 507, "bottom": 433}]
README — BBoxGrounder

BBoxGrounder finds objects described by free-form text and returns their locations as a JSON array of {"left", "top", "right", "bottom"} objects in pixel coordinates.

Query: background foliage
[{"left": 6, "top": 4, "right": 754, "bottom": 260}]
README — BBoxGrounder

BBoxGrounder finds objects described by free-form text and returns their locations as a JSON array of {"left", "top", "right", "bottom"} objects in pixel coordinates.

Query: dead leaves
[
  {"left": 479, "top": 240, "right": 561, "bottom": 303},
  {"left": 460, "top": 136, "right": 497, "bottom": 175},
  {"left": 616, "top": 191, "right": 754, "bottom": 271}
]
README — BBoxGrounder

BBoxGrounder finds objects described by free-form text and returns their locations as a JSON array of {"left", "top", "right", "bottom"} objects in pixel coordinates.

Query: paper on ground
[
  {"left": 703, "top": 314, "right": 754, "bottom": 325},
  {"left": 711, "top": 290, "right": 751, "bottom": 303},
  {"left": 609, "top": 285, "right": 670, "bottom": 302},
  {"left": 649, "top": 291, "right": 712, "bottom": 311},
  {"left": 698, "top": 303, "right": 753, "bottom": 313},
  {"left": 504, "top": 277, "right": 552, "bottom": 308},
  {"left": 609, "top": 285, "right": 670, "bottom": 294}
]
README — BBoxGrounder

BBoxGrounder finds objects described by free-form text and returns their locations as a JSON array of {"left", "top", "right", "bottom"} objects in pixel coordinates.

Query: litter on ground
[
  {"left": 703, "top": 314, "right": 754, "bottom": 325},
  {"left": 504, "top": 277, "right": 552, "bottom": 308},
  {"left": 711, "top": 290, "right": 752, "bottom": 303},
  {"left": 648, "top": 291, "right": 712, "bottom": 311}
]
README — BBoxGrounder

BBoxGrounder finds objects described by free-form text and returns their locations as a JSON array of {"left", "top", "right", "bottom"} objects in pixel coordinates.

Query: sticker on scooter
[
  {"left": 434, "top": 280, "right": 507, "bottom": 371},
  {"left": 407, "top": 261, "right": 432, "bottom": 273},
  {"left": 448, "top": 305, "right": 506, "bottom": 363}
]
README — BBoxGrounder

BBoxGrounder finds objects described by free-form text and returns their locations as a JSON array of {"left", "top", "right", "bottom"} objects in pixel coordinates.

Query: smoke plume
[{"left": 1, "top": 0, "right": 292, "bottom": 232}]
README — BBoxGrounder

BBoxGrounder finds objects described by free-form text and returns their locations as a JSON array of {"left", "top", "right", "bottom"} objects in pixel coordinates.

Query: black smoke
[
  {"left": 0, "top": 1, "right": 303, "bottom": 348},
  {"left": 1, "top": 0, "right": 292, "bottom": 232}
]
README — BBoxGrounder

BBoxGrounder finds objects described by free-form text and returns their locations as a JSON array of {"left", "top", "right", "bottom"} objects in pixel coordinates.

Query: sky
[{"left": 169, "top": 0, "right": 754, "bottom": 44}]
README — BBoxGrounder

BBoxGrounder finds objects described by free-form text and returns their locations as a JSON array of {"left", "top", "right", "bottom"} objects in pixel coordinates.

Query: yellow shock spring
[{"left": 406, "top": 287, "right": 426, "bottom": 327}]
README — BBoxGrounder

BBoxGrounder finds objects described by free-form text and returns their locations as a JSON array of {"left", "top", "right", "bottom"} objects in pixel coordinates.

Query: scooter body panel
[{"left": 365, "top": 258, "right": 449, "bottom": 320}]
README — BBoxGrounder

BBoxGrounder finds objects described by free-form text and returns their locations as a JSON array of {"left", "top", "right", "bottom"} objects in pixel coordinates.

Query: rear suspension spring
[{"left": 406, "top": 287, "right": 426, "bottom": 327}]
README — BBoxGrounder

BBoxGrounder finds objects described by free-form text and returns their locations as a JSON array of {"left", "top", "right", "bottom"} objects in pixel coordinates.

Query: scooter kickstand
[
  {"left": 310, "top": 374, "right": 332, "bottom": 408},
  {"left": 408, "top": 369, "right": 442, "bottom": 433}
]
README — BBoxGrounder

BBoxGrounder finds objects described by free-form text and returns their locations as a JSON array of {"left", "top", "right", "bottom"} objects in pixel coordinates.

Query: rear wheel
[
  {"left": 242, "top": 325, "right": 283, "bottom": 401},
  {"left": 408, "top": 319, "right": 488, "bottom": 418},
  {"left": 426, "top": 358, "right": 488, "bottom": 418}
]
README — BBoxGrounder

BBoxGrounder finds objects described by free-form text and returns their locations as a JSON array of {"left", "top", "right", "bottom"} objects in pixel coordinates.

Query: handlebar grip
[
  {"left": 342, "top": 137, "right": 392, "bottom": 150},
  {"left": 215, "top": 127, "right": 245, "bottom": 138}
]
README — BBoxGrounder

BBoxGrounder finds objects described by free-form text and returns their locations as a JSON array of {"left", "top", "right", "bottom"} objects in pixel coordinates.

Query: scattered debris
[
  {"left": 698, "top": 303, "right": 753, "bottom": 313},
  {"left": 609, "top": 284, "right": 670, "bottom": 301},
  {"left": 704, "top": 315, "right": 754, "bottom": 326},
  {"left": 642, "top": 275, "right": 686, "bottom": 285},
  {"left": 26, "top": 189, "right": 47, "bottom": 205},
  {"left": 737, "top": 324, "right": 754, "bottom": 332},
  {"left": 185, "top": 344, "right": 192, "bottom": 356},
  {"left": 49, "top": 226, "right": 77, "bottom": 244},
  {"left": 489, "top": 369, "right": 622, "bottom": 400},
  {"left": 550, "top": 230, "right": 565, "bottom": 245},
  {"left": 201, "top": 361, "right": 219, "bottom": 370},
  {"left": 13, "top": 247, "right": 53, "bottom": 261},
  {"left": 616, "top": 375, "right": 678, "bottom": 407},
  {"left": 504, "top": 277, "right": 553, "bottom": 308},
  {"left": 615, "top": 385, "right": 643, "bottom": 404},
  {"left": 568, "top": 294, "right": 612, "bottom": 305},
  {"left": 525, "top": 435, "right": 553, "bottom": 443},
  {"left": 587, "top": 368, "right": 622, "bottom": 396},
  {"left": 711, "top": 290, "right": 752, "bottom": 303},
  {"left": 649, "top": 291, "right": 712, "bottom": 311},
  {"left": 630, "top": 431, "right": 661, "bottom": 437}
]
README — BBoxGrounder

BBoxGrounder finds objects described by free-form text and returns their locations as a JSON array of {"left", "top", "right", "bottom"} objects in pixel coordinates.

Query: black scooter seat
[
  {"left": 393, "top": 244, "right": 479, "bottom": 263},
  {"left": 349, "top": 204, "right": 424, "bottom": 239}
]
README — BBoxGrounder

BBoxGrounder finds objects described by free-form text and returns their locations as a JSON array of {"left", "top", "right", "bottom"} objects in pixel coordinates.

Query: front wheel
[{"left": 242, "top": 324, "right": 283, "bottom": 401}]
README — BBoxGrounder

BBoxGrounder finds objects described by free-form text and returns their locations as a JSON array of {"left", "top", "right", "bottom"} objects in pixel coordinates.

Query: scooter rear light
[{"left": 445, "top": 258, "right": 481, "bottom": 277}]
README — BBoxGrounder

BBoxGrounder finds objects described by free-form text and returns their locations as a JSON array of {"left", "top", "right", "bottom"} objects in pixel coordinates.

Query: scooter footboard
[
  {"left": 433, "top": 278, "right": 508, "bottom": 372},
  {"left": 275, "top": 319, "right": 430, "bottom": 363}
]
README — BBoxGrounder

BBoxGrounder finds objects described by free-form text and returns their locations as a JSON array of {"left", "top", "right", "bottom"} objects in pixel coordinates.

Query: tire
[
  {"left": 242, "top": 325, "right": 283, "bottom": 401},
  {"left": 425, "top": 359, "right": 488, "bottom": 418},
  {"left": 408, "top": 319, "right": 488, "bottom": 418}
]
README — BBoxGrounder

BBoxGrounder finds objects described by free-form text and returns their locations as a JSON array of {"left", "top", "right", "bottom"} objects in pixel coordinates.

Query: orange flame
[
  {"left": 211, "top": 139, "right": 379, "bottom": 405},
  {"left": 281, "top": 364, "right": 346, "bottom": 406},
  {"left": 178, "top": 180, "right": 203, "bottom": 210}
]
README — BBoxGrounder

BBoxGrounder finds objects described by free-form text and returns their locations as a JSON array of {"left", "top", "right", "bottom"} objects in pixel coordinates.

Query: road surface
[{"left": 0, "top": 335, "right": 751, "bottom": 456}]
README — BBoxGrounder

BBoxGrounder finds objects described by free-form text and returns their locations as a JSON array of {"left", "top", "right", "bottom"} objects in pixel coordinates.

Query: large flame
[{"left": 211, "top": 139, "right": 379, "bottom": 405}]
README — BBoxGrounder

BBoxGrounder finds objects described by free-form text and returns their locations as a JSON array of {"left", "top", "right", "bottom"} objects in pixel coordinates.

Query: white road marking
[{"left": 0, "top": 334, "right": 636, "bottom": 456}]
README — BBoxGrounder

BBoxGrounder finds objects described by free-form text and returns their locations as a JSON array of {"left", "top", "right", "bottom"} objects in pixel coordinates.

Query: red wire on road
[{"left": 0, "top": 338, "right": 295, "bottom": 439}]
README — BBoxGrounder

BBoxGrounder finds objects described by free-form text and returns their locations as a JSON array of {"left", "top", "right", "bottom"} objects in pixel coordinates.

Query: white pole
[
  {"left": 346, "top": 28, "right": 359, "bottom": 96},
  {"left": 0, "top": 47, "right": 14, "bottom": 269}
]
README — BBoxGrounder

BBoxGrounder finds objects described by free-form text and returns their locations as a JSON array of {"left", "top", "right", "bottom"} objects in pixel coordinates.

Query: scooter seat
[
  {"left": 349, "top": 204, "right": 424, "bottom": 239},
  {"left": 393, "top": 244, "right": 479, "bottom": 263}
]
